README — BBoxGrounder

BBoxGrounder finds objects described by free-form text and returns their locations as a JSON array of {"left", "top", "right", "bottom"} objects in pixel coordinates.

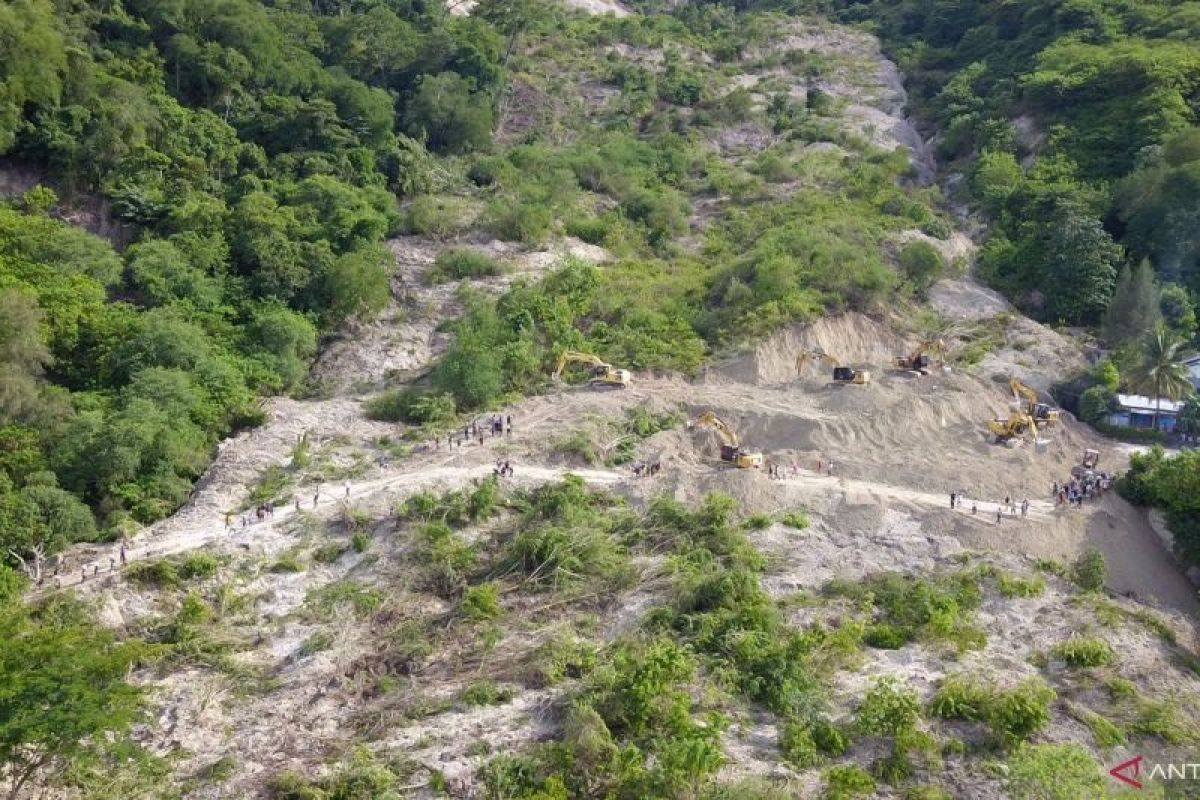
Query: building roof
[{"left": 1114, "top": 394, "right": 1187, "bottom": 414}]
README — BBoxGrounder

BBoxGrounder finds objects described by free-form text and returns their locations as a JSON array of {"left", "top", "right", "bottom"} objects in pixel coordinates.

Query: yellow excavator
[
  {"left": 986, "top": 410, "right": 1040, "bottom": 445},
  {"left": 1009, "top": 377, "right": 1060, "bottom": 426},
  {"left": 896, "top": 338, "right": 947, "bottom": 375},
  {"left": 552, "top": 351, "right": 631, "bottom": 389},
  {"left": 797, "top": 348, "right": 869, "bottom": 385},
  {"left": 691, "top": 411, "right": 763, "bottom": 469}
]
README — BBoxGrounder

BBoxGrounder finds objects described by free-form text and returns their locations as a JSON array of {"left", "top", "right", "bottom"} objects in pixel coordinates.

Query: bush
[
  {"left": 1071, "top": 550, "right": 1107, "bottom": 592},
  {"left": 271, "top": 553, "right": 305, "bottom": 573},
  {"left": 429, "top": 248, "right": 502, "bottom": 283},
  {"left": 312, "top": 542, "right": 347, "bottom": 564},
  {"left": 487, "top": 201, "right": 552, "bottom": 244},
  {"left": 1051, "top": 636, "right": 1115, "bottom": 668},
  {"left": 812, "top": 718, "right": 848, "bottom": 756},
  {"left": 126, "top": 559, "right": 181, "bottom": 588},
  {"left": 821, "top": 764, "right": 875, "bottom": 800},
  {"left": 930, "top": 674, "right": 1055, "bottom": 745},
  {"left": 780, "top": 511, "right": 809, "bottom": 529},
  {"left": 365, "top": 389, "right": 457, "bottom": 426},
  {"left": 180, "top": 552, "right": 219, "bottom": 580},
  {"left": 403, "top": 195, "right": 475, "bottom": 237},
  {"left": 350, "top": 532, "right": 369, "bottom": 553},
  {"left": 460, "top": 681, "right": 514, "bottom": 707},
  {"left": 403, "top": 72, "right": 493, "bottom": 154},
  {"left": 1078, "top": 385, "right": 1114, "bottom": 424},
  {"left": 996, "top": 573, "right": 1045, "bottom": 598},
  {"left": 461, "top": 582, "right": 503, "bottom": 621},
  {"left": 856, "top": 677, "right": 920, "bottom": 737},
  {"left": 1005, "top": 743, "right": 1104, "bottom": 800},
  {"left": 778, "top": 721, "right": 818, "bottom": 768},
  {"left": 863, "top": 623, "right": 907, "bottom": 650},
  {"left": 743, "top": 513, "right": 772, "bottom": 530},
  {"left": 986, "top": 678, "right": 1056, "bottom": 745},
  {"left": 899, "top": 240, "right": 944, "bottom": 294}
]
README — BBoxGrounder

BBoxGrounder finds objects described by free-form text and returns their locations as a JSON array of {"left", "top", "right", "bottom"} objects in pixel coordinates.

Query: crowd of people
[
  {"left": 1053, "top": 471, "right": 1113, "bottom": 507},
  {"left": 435, "top": 414, "right": 514, "bottom": 451}
]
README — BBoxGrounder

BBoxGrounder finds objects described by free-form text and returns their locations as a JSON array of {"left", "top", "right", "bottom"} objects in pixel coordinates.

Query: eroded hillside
[{"left": 14, "top": 4, "right": 1200, "bottom": 800}]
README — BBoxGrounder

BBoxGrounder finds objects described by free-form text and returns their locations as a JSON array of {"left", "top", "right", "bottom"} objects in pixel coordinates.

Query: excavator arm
[
  {"left": 1009, "top": 377, "right": 1060, "bottom": 426},
  {"left": 796, "top": 348, "right": 839, "bottom": 374},
  {"left": 553, "top": 351, "right": 609, "bottom": 380},
  {"left": 692, "top": 411, "right": 739, "bottom": 447}
]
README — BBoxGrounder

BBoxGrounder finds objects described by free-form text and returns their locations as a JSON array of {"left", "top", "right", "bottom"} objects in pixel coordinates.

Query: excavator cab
[
  {"left": 896, "top": 339, "right": 945, "bottom": 375},
  {"left": 986, "top": 411, "right": 1039, "bottom": 445},
  {"left": 692, "top": 412, "right": 763, "bottom": 469},
  {"left": 1009, "top": 377, "right": 1060, "bottom": 426},
  {"left": 833, "top": 366, "right": 870, "bottom": 384}
]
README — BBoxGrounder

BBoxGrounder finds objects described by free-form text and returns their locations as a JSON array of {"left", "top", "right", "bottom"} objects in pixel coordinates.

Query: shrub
[
  {"left": 996, "top": 572, "right": 1045, "bottom": 597},
  {"left": 778, "top": 720, "right": 818, "bottom": 768},
  {"left": 929, "top": 674, "right": 992, "bottom": 722},
  {"left": 1078, "top": 385, "right": 1114, "bottom": 424},
  {"left": 986, "top": 678, "right": 1056, "bottom": 745},
  {"left": 429, "top": 248, "right": 502, "bottom": 283},
  {"left": 856, "top": 677, "right": 920, "bottom": 737},
  {"left": 1005, "top": 743, "right": 1104, "bottom": 800},
  {"left": 821, "top": 764, "right": 875, "bottom": 800},
  {"left": 529, "top": 634, "right": 598, "bottom": 686},
  {"left": 271, "top": 553, "right": 305, "bottom": 573},
  {"left": 812, "top": 718, "right": 848, "bottom": 756},
  {"left": 1051, "top": 636, "right": 1115, "bottom": 668},
  {"left": 461, "top": 582, "right": 503, "bottom": 621},
  {"left": 180, "top": 552, "right": 219, "bottom": 580},
  {"left": 899, "top": 241, "right": 944, "bottom": 294},
  {"left": 930, "top": 674, "right": 1054, "bottom": 745},
  {"left": 460, "top": 681, "right": 514, "bottom": 707},
  {"left": 743, "top": 513, "right": 772, "bottom": 530},
  {"left": 365, "top": 389, "right": 457, "bottom": 425},
  {"left": 403, "top": 195, "right": 474, "bottom": 237},
  {"left": 488, "top": 200, "right": 552, "bottom": 244},
  {"left": 298, "top": 631, "right": 333, "bottom": 657},
  {"left": 780, "top": 511, "right": 809, "bottom": 529},
  {"left": 1074, "top": 706, "right": 1124, "bottom": 747},
  {"left": 311, "top": 542, "right": 347, "bottom": 564},
  {"left": 863, "top": 623, "right": 907, "bottom": 649},
  {"left": 350, "top": 532, "right": 369, "bottom": 553},
  {"left": 902, "top": 787, "right": 952, "bottom": 800},
  {"left": 1071, "top": 549, "right": 1107, "bottom": 592},
  {"left": 126, "top": 559, "right": 181, "bottom": 588}
]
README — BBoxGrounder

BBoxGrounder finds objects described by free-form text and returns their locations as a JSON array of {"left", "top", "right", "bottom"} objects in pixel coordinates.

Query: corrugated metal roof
[{"left": 1114, "top": 394, "right": 1186, "bottom": 414}]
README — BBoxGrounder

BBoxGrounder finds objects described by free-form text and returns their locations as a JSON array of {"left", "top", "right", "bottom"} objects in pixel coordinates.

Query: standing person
[
  {"left": 345, "top": 480, "right": 351, "bottom": 498},
  {"left": 995, "top": 508, "right": 1002, "bottom": 525},
  {"left": 1021, "top": 498, "right": 1029, "bottom": 518},
  {"left": 120, "top": 544, "right": 127, "bottom": 566},
  {"left": 827, "top": 459, "right": 835, "bottom": 475},
  {"left": 225, "top": 513, "right": 232, "bottom": 530},
  {"left": 971, "top": 503, "right": 977, "bottom": 515},
  {"left": 110, "top": 557, "right": 115, "bottom": 571},
  {"left": 295, "top": 496, "right": 301, "bottom": 512},
  {"left": 950, "top": 492, "right": 957, "bottom": 509}
]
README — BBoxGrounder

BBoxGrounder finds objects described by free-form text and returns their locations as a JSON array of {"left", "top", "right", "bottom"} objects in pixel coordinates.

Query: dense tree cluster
[
  {"left": 776, "top": 0, "right": 1200, "bottom": 333},
  {"left": 0, "top": 1, "right": 512, "bottom": 559}
]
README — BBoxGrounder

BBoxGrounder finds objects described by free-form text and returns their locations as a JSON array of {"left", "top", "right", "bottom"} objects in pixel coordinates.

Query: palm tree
[{"left": 1127, "top": 324, "right": 1196, "bottom": 431}]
